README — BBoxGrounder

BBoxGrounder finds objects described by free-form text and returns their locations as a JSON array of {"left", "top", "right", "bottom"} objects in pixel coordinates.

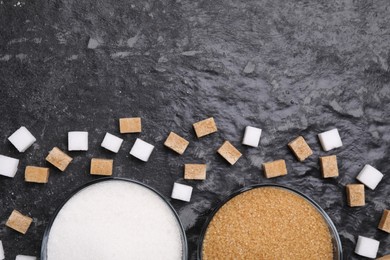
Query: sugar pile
[{"left": 46, "top": 180, "right": 183, "bottom": 260}]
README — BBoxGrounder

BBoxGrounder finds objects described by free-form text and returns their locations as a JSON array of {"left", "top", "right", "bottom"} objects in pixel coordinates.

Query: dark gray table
[{"left": 1, "top": 0, "right": 389, "bottom": 259}]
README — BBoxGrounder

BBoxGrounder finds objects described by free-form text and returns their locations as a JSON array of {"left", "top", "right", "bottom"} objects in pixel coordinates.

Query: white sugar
[
  {"left": 0, "top": 240, "right": 4, "bottom": 260},
  {"left": 242, "top": 126, "right": 262, "bottom": 147},
  {"left": 355, "top": 235, "right": 379, "bottom": 259},
  {"left": 15, "top": 255, "right": 37, "bottom": 260},
  {"left": 8, "top": 126, "right": 36, "bottom": 152},
  {"left": 101, "top": 133, "right": 123, "bottom": 153},
  {"left": 318, "top": 128, "right": 342, "bottom": 151},
  {"left": 356, "top": 164, "right": 384, "bottom": 190},
  {"left": 47, "top": 180, "right": 183, "bottom": 260},
  {"left": 171, "top": 183, "right": 193, "bottom": 202},
  {"left": 68, "top": 131, "right": 88, "bottom": 151},
  {"left": 0, "top": 155, "right": 19, "bottom": 178},
  {"left": 130, "top": 138, "right": 154, "bottom": 162}
]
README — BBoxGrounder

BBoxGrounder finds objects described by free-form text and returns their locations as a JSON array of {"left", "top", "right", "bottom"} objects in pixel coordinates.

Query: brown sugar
[
  {"left": 164, "top": 132, "right": 189, "bottom": 155},
  {"left": 119, "top": 117, "right": 141, "bottom": 133},
  {"left": 288, "top": 136, "right": 313, "bottom": 161},
  {"left": 202, "top": 187, "right": 333, "bottom": 260},
  {"left": 6, "top": 210, "right": 33, "bottom": 234},
  {"left": 46, "top": 147, "right": 73, "bottom": 171},
  {"left": 346, "top": 184, "right": 365, "bottom": 207},
  {"left": 378, "top": 209, "right": 390, "bottom": 233},
  {"left": 184, "top": 164, "right": 206, "bottom": 180},
  {"left": 217, "top": 141, "right": 242, "bottom": 165},
  {"left": 320, "top": 155, "right": 339, "bottom": 178},
  {"left": 262, "top": 159, "right": 287, "bottom": 178},
  {"left": 90, "top": 158, "right": 113, "bottom": 176},
  {"left": 25, "top": 166, "right": 49, "bottom": 183},
  {"left": 193, "top": 117, "right": 217, "bottom": 138}
]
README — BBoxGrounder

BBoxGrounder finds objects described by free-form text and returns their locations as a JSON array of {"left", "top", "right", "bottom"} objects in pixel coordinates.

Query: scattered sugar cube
[
  {"left": 130, "top": 138, "right": 154, "bottom": 162},
  {"left": 288, "top": 136, "right": 313, "bottom": 161},
  {"left": 377, "top": 255, "right": 390, "bottom": 260},
  {"left": 356, "top": 164, "right": 384, "bottom": 190},
  {"left": 318, "top": 128, "right": 342, "bottom": 151},
  {"left": 242, "top": 126, "right": 262, "bottom": 147},
  {"left": 90, "top": 159, "right": 113, "bottom": 176},
  {"left": 164, "top": 132, "right": 189, "bottom": 155},
  {"left": 346, "top": 184, "right": 365, "bottom": 207},
  {"left": 16, "top": 256, "right": 37, "bottom": 260},
  {"left": 171, "top": 183, "right": 193, "bottom": 202},
  {"left": 262, "top": 160, "right": 287, "bottom": 178},
  {"left": 68, "top": 131, "right": 88, "bottom": 151},
  {"left": 379, "top": 209, "right": 390, "bottom": 233},
  {"left": 25, "top": 166, "right": 49, "bottom": 183},
  {"left": 217, "top": 141, "right": 242, "bottom": 165},
  {"left": 0, "top": 240, "right": 4, "bottom": 260},
  {"left": 119, "top": 117, "right": 142, "bottom": 133},
  {"left": 0, "top": 155, "right": 19, "bottom": 178},
  {"left": 193, "top": 117, "right": 217, "bottom": 138},
  {"left": 355, "top": 235, "right": 380, "bottom": 259},
  {"left": 184, "top": 164, "right": 206, "bottom": 180},
  {"left": 101, "top": 133, "right": 123, "bottom": 153},
  {"left": 6, "top": 210, "right": 33, "bottom": 234},
  {"left": 46, "top": 147, "right": 73, "bottom": 171},
  {"left": 8, "top": 126, "right": 36, "bottom": 152},
  {"left": 87, "top": 38, "right": 99, "bottom": 49},
  {"left": 320, "top": 155, "right": 339, "bottom": 178}
]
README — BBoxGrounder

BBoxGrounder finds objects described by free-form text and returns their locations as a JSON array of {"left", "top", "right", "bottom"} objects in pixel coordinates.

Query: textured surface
[{"left": 0, "top": 0, "right": 389, "bottom": 259}]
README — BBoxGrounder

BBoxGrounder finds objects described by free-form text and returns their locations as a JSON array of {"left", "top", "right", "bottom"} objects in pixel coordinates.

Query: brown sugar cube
[
  {"left": 164, "top": 132, "right": 189, "bottom": 155},
  {"left": 346, "top": 184, "right": 365, "bottom": 207},
  {"left": 45, "top": 147, "right": 73, "bottom": 171},
  {"left": 288, "top": 136, "right": 313, "bottom": 161},
  {"left": 119, "top": 117, "right": 141, "bottom": 133},
  {"left": 378, "top": 209, "right": 390, "bottom": 233},
  {"left": 262, "top": 160, "right": 287, "bottom": 178},
  {"left": 184, "top": 164, "right": 207, "bottom": 180},
  {"left": 90, "top": 158, "right": 113, "bottom": 176},
  {"left": 193, "top": 117, "right": 217, "bottom": 138},
  {"left": 377, "top": 255, "right": 390, "bottom": 260},
  {"left": 6, "top": 210, "right": 33, "bottom": 234},
  {"left": 320, "top": 155, "right": 339, "bottom": 178},
  {"left": 217, "top": 141, "right": 242, "bottom": 165},
  {"left": 25, "top": 166, "right": 49, "bottom": 183}
]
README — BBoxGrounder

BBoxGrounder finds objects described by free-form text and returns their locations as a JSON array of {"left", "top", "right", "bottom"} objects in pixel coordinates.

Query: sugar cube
[
  {"left": 90, "top": 159, "right": 113, "bottom": 176},
  {"left": 130, "top": 138, "right": 154, "bottom": 162},
  {"left": 171, "top": 183, "right": 193, "bottom": 202},
  {"left": 355, "top": 235, "right": 380, "bottom": 259},
  {"left": 25, "top": 166, "right": 49, "bottom": 183},
  {"left": 0, "top": 155, "right": 19, "bottom": 178},
  {"left": 164, "top": 132, "right": 189, "bottom": 155},
  {"left": 45, "top": 147, "right": 73, "bottom": 171},
  {"left": 346, "top": 184, "right": 365, "bottom": 207},
  {"left": 320, "top": 155, "right": 339, "bottom": 178},
  {"left": 8, "top": 127, "right": 36, "bottom": 152},
  {"left": 242, "top": 126, "right": 262, "bottom": 147},
  {"left": 377, "top": 255, "right": 390, "bottom": 260},
  {"left": 356, "top": 164, "right": 384, "bottom": 190},
  {"left": 0, "top": 240, "right": 4, "bottom": 260},
  {"left": 378, "top": 209, "right": 390, "bottom": 233},
  {"left": 217, "top": 141, "right": 242, "bottom": 165},
  {"left": 262, "top": 160, "right": 288, "bottom": 178},
  {"left": 288, "top": 136, "right": 313, "bottom": 161},
  {"left": 184, "top": 164, "right": 206, "bottom": 180},
  {"left": 101, "top": 133, "right": 123, "bottom": 153},
  {"left": 119, "top": 117, "right": 141, "bottom": 133},
  {"left": 68, "top": 131, "right": 88, "bottom": 151},
  {"left": 6, "top": 210, "right": 33, "bottom": 234},
  {"left": 193, "top": 117, "right": 218, "bottom": 138},
  {"left": 16, "top": 256, "right": 37, "bottom": 260},
  {"left": 318, "top": 128, "right": 342, "bottom": 151}
]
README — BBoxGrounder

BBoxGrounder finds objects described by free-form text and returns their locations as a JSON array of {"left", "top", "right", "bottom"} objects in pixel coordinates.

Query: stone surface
[{"left": 0, "top": 0, "right": 390, "bottom": 259}]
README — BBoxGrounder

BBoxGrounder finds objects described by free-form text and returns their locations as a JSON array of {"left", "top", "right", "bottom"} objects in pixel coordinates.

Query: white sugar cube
[
  {"left": 101, "top": 133, "right": 123, "bottom": 153},
  {"left": 8, "top": 127, "right": 36, "bottom": 152},
  {"left": 68, "top": 131, "right": 88, "bottom": 151},
  {"left": 356, "top": 164, "right": 384, "bottom": 190},
  {"left": 0, "top": 240, "right": 4, "bottom": 260},
  {"left": 318, "top": 128, "right": 342, "bottom": 151},
  {"left": 355, "top": 235, "right": 380, "bottom": 259},
  {"left": 15, "top": 256, "right": 37, "bottom": 260},
  {"left": 242, "top": 126, "right": 262, "bottom": 147},
  {"left": 171, "top": 183, "right": 193, "bottom": 202},
  {"left": 0, "top": 155, "right": 19, "bottom": 178},
  {"left": 129, "top": 138, "right": 154, "bottom": 162}
]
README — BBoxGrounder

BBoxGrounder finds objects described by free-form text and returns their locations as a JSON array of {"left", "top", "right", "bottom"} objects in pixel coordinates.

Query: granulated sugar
[
  {"left": 202, "top": 187, "right": 333, "bottom": 260},
  {"left": 46, "top": 180, "right": 183, "bottom": 260}
]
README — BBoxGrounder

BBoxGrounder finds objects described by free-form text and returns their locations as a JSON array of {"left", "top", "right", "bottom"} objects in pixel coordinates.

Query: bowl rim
[
  {"left": 197, "top": 183, "right": 343, "bottom": 260},
  {"left": 41, "top": 177, "right": 188, "bottom": 260}
]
